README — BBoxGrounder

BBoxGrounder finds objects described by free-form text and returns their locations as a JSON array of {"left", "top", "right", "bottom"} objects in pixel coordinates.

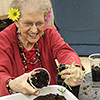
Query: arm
[
  {"left": 49, "top": 27, "right": 83, "bottom": 66},
  {"left": 0, "top": 49, "right": 15, "bottom": 96},
  {"left": 0, "top": 33, "right": 39, "bottom": 97},
  {"left": 49, "top": 27, "right": 85, "bottom": 86},
  {"left": 0, "top": 48, "right": 39, "bottom": 97}
]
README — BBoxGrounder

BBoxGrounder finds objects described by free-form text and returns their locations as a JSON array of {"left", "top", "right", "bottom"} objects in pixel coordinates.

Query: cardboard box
[{"left": 0, "top": 85, "right": 79, "bottom": 100}]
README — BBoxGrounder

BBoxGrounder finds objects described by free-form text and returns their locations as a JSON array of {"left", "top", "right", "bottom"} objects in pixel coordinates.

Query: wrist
[{"left": 6, "top": 78, "right": 15, "bottom": 94}]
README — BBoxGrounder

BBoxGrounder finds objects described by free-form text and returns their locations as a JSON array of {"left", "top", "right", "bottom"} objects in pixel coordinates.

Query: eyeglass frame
[{"left": 19, "top": 20, "right": 46, "bottom": 28}]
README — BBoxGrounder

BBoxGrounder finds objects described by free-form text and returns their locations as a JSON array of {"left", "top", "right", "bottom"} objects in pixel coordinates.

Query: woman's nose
[{"left": 30, "top": 24, "right": 38, "bottom": 33}]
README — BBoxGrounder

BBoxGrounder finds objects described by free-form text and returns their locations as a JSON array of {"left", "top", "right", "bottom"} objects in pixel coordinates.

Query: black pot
[{"left": 56, "top": 64, "right": 80, "bottom": 98}]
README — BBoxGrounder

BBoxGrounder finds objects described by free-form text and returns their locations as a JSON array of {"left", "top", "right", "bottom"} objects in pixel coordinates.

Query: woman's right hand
[{"left": 9, "top": 73, "right": 40, "bottom": 96}]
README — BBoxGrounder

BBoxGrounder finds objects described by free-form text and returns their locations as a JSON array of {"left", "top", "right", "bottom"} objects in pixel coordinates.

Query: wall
[
  {"left": 0, "top": 0, "right": 13, "bottom": 16},
  {"left": 0, "top": 0, "right": 54, "bottom": 26}
]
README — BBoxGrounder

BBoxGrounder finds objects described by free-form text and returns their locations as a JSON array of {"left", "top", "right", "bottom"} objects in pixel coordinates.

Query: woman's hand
[
  {"left": 9, "top": 73, "right": 40, "bottom": 96},
  {"left": 58, "top": 66, "right": 84, "bottom": 87}
]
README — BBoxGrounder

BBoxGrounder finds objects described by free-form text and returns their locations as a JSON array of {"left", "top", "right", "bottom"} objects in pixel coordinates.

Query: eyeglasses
[{"left": 19, "top": 20, "right": 45, "bottom": 28}]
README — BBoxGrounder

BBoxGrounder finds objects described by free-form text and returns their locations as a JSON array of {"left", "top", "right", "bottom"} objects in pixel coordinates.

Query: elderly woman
[{"left": 0, "top": 0, "right": 84, "bottom": 97}]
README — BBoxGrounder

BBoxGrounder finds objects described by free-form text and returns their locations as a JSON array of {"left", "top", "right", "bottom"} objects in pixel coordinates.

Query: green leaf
[
  {"left": 75, "top": 67, "right": 78, "bottom": 78},
  {"left": 68, "top": 85, "right": 72, "bottom": 90},
  {"left": 57, "top": 88, "right": 66, "bottom": 93}
]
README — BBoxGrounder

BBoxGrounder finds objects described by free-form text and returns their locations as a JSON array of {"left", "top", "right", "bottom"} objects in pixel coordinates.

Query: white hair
[{"left": 10, "top": 0, "right": 51, "bottom": 16}]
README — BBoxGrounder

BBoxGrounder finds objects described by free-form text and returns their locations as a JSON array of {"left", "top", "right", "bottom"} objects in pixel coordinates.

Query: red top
[
  {"left": 23, "top": 47, "right": 40, "bottom": 72},
  {"left": 0, "top": 23, "right": 83, "bottom": 97}
]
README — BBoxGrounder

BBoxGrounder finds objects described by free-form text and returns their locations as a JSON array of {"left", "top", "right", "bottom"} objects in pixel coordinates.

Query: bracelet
[
  {"left": 79, "top": 66, "right": 87, "bottom": 82},
  {"left": 77, "top": 65, "right": 87, "bottom": 82},
  {"left": 6, "top": 78, "right": 15, "bottom": 94}
]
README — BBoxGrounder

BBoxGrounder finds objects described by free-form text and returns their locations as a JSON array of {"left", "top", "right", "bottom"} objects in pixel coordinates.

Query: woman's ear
[
  {"left": 14, "top": 20, "right": 21, "bottom": 32},
  {"left": 14, "top": 20, "right": 19, "bottom": 28}
]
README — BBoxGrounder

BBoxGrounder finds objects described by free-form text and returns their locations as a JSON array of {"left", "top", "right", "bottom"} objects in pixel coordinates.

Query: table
[{"left": 79, "top": 72, "right": 100, "bottom": 100}]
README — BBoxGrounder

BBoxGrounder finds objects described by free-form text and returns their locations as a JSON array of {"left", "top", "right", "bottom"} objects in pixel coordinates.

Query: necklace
[{"left": 17, "top": 32, "right": 42, "bottom": 73}]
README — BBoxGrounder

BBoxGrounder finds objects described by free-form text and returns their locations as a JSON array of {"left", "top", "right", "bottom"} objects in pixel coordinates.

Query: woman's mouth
[{"left": 28, "top": 33, "right": 39, "bottom": 37}]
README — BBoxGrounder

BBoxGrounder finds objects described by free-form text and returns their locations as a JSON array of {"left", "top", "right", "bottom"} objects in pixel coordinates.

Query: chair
[
  {"left": 0, "top": 20, "right": 7, "bottom": 29},
  {"left": 0, "top": 18, "right": 13, "bottom": 31},
  {"left": 51, "top": 0, "right": 100, "bottom": 56}
]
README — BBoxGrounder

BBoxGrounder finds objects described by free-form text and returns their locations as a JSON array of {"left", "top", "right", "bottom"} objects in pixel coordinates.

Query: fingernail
[{"left": 35, "top": 90, "right": 40, "bottom": 96}]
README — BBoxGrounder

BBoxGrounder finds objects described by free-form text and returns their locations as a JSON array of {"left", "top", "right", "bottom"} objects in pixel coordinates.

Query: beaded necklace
[{"left": 17, "top": 32, "right": 42, "bottom": 73}]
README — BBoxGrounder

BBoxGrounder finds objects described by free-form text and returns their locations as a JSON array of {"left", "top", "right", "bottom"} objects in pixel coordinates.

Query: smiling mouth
[{"left": 28, "top": 33, "right": 39, "bottom": 37}]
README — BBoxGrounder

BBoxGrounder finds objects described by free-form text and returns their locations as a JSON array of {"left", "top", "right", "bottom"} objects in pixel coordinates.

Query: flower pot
[{"left": 29, "top": 68, "right": 50, "bottom": 89}]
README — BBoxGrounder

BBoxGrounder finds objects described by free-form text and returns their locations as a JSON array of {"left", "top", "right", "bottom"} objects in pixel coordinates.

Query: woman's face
[{"left": 16, "top": 11, "right": 45, "bottom": 44}]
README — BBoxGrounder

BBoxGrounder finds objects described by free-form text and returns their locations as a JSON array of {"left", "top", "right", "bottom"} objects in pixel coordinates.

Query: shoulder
[
  {"left": 44, "top": 24, "right": 61, "bottom": 38},
  {"left": 44, "top": 24, "right": 57, "bottom": 33},
  {"left": 0, "top": 23, "right": 16, "bottom": 35},
  {"left": 44, "top": 24, "right": 62, "bottom": 39},
  {"left": 0, "top": 23, "right": 17, "bottom": 50},
  {"left": 0, "top": 23, "right": 17, "bottom": 41}
]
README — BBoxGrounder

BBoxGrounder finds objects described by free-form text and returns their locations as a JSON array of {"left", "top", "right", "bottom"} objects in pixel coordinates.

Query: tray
[{"left": 0, "top": 85, "right": 79, "bottom": 100}]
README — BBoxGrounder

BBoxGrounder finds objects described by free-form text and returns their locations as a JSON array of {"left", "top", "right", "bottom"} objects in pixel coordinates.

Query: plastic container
[
  {"left": 28, "top": 68, "right": 50, "bottom": 89},
  {"left": 0, "top": 85, "right": 79, "bottom": 100}
]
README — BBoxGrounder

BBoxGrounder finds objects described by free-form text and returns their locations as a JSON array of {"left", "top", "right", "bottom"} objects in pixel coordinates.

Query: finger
[
  {"left": 31, "top": 71, "right": 39, "bottom": 75},
  {"left": 70, "top": 71, "right": 83, "bottom": 84},
  {"left": 61, "top": 73, "right": 79, "bottom": 82},
  {"left": 59, "top": 69, "right": 73, "bottom": 75},
  {"left": 60, "top": 66, "right": 77, "bottom": 75},
  {"left": 64, "top": 76, "right": 76, "bottom": 87},
  {"left": 75, "top": 67, "right": 80, "bottom": 79},
  {"left": 75, "top": 68, "right": 84, "bottom": 80},
  {"left": 63, "top": 76, "right": 81, "bottom": 87},
  {"left": 34, "top": 90, "right": 40, "bottom": 96},
  {"left": 64, "top": 79, "right": 77, "bottom": 87},
  {"left": 63, "top": 71, "right": 83, "bottom": 87},
  {"left": 60, "top": 69, "right": 77, "bottom": 79},
  {"left": 61, "top": 69, "right": 82, "bottom": 81},
  {"left": 61, "top": 74, "right": 73, "bottom": 79},
  {"left": 64, "top": 77, "right": 81, "bottom": 87},
  {"left": 24, "top": 93, "right": 31, "bottom": 96},
  {"left": 26, "top": 83, "right": 40, "bottom": 95},
  {"left": 80, "top": 71, "right": 84, "bottom": 81}
]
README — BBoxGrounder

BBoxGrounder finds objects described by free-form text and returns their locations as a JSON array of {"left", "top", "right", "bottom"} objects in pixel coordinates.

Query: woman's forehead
[{"left": 20, "top": 11, "right": 45, "bottom": 21}]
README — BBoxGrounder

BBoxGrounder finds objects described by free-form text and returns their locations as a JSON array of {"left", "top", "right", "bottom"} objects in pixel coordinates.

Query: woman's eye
[
  {"left": 37, "top": 22, "right": 43, "bottom": 26},
  {"left": 25, "top": 22, "right": 32, "bottom": 25}
]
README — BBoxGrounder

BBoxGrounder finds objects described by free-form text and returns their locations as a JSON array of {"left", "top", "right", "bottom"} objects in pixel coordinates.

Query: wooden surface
[{"left": 0, "top": 14, "right": 8, "bottom": 20}]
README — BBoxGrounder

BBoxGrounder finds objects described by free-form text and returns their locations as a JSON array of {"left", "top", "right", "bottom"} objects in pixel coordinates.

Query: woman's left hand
[{"left": 58, "top": 66, "right": 84, "bottom": 87}]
